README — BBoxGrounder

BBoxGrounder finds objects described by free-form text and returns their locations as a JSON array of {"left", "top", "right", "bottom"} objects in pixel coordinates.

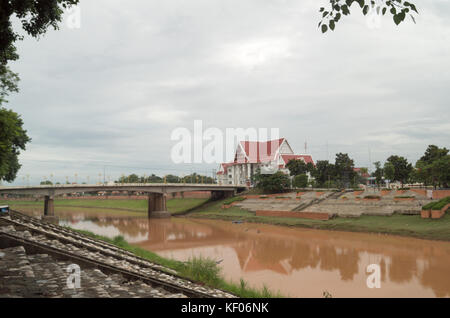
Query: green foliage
[
  {"left": 372, "top": 161, "right": 384, "bottom": 186},
  {"left": 363, "top": 195, "right": 381, "bottom": 199},
  {"left": 0, "top": 1, "right": 80, "bottom": 182},
  {"left": 319, "top": 0, "right": 418, "bottom": 33},
  {"left": 334, "top": 153, "right": 357, "bottom": 188},
  {"left": 0, "top": 108, "right": 31, "bottom": 182},
  {"left": 431, "top": 197, "right": 450, "bottom": 211},
  {"left": 311, "top": 160, "right": 335, "bottom": 187},
  {"left": 286, "top": 159, "right": 309, "bottom": 176},
  {"left": 422, "top": 197, "right": 450, "bottom": 211},
  {"left": 253, "top": 170, "right": 291, "bottom": 193},
  {"left": 384, "top": 155, "right": 412, "bottom": 186},
  {"left": 293, "top": 174, "right": 308, "bottom": 188},
  {"left": 0, "top": 0, "right": 80, "bottom": 65},
  {"left": 415, "top": 146, "right": 449, "bottom": 188},
  {"left": 422, "top": 202, "right": 436, "bottom": 210},
  {"left": 183, "top": 256, "right": 222, "bottom": 287},
  {"left": 40, "top": 180, "right": 53, "bottom": 185}
]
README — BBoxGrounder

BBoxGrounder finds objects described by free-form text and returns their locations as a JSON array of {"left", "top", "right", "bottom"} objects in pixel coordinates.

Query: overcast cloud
[{"left": 5, "top": 0, "right": 450, "bottom": 185}]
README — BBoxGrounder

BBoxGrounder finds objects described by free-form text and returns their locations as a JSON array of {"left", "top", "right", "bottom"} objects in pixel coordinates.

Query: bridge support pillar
[
  {"left": 148, "top": 193, "right": 170, "bottom": 219},
  {"left": 44, "top": 195, "right": 54, "bottom": 216},
  {"left": 211, "top": 190, "right": 235, "bottom": 201},
  {"left": 43, "top": 195, "right": 58, "bottom": 223}
]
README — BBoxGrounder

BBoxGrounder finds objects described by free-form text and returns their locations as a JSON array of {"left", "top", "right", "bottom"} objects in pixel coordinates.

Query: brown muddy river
[{"left": 22, "top": 208, "right": 450, "bottom": 298}]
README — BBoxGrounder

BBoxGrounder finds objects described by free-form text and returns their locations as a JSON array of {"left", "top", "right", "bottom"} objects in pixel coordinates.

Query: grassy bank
[
  {"left": 186, "top": 199, "right": 450, "bottom": 242},
  {"left": 0, "top": 198, "right": 208, "bottom": 215},
  {"left": 71, "top": 229, "right": 282, "bottom": 298}
]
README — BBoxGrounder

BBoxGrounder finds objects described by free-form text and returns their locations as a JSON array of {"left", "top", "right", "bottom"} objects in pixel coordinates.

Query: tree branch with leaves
[{"left": 319, "top": 0, "right": 418, "bottom": 33}]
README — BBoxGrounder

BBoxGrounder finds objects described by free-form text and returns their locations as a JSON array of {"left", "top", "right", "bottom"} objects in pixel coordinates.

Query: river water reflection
[{"left": 29, "top": 208, "right": 450, "bottom": 297}]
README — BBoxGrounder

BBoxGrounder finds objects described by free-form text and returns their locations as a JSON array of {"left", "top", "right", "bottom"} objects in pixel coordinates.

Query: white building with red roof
[{"left": 216, "top": 138, "right": 314, "bottom": 185}]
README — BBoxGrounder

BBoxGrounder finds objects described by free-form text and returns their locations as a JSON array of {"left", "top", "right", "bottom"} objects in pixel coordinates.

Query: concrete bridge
[{"left": 0, "top": 183, "right": 247, "bottom": 218}]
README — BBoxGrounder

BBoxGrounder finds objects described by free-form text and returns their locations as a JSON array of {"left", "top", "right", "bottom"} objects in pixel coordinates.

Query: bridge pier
[
  {"left": 211, "top": 190, "right": 235, "bottom": 201},
  {"left": 44, "top": 195, "right": 54, "bottom": 216},
  {"left": 43, "top": 195, "right": 58, "bottom": 223},
  {"left": 147, "top": 193, "right": 170, "bottom": 219}
]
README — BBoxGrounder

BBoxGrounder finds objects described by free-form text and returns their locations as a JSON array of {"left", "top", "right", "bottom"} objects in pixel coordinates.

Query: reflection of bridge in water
[
  {"left": 77, "top": 216, "right": 450, "bottom": 297},
  {"left": 0, "top": 183, "right": 246, "bottom": 218}
]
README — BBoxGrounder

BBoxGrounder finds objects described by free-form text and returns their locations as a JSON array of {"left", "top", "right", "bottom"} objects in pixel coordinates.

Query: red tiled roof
[
  {"left": 217, "top": 163, "right": 234, "bottom": 175},
  {"left": 281, "top": 154, "right": 314, "bottom": 166},
  {"left": 237, "top": 138, "right": 285, "bottom": 163}
]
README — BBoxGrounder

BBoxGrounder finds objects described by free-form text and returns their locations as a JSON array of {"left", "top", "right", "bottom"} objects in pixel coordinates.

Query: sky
[{"left": 5, "top": 0, "right": 450, "bottom": 185}]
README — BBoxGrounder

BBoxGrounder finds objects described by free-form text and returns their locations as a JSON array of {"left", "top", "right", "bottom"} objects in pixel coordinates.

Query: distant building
[{"left": 216, "top": 138, "right": 314, "bottom": 186}]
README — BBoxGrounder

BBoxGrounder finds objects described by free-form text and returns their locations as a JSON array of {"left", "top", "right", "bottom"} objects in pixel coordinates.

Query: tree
[
  {"left": 319, "top": 0, "right": 418, "bottom": 33},
  {"left": 334, "top": 153, "right": 356, "bottom": 188},
  {"left": 40, "top": 180, "right": 53, "bottom": 185},
  {"left": 165, "top": 174, "right": 180, "bottom": 183},
  {"left": 253, "top": 170, "right": 290, "bottom": 193},
  {"left": 0, "top": 108, "right": 31, "bottom": 182},
  {"left": 1, "top": 0, "right": 79, "bottom": 66},
  {"left": 414, "top": 145, "right": 449, "bottom": 188},
  {"left": 311, "top": 160, "right": 335, "bottom": 187},
  {"left": 293, "top": 174, "right": 308, "bottom": 188},
  {"left": 286, "top": 159, "right": 308, "bottom": 176},
  {"left": 430, "top": 155, "right": 450, "bottom": 188},
  {"left": 383, "top": 162, "right": 395, "bottom": 183},
  {"left": 0, "top": 0, "right": 79, "bottom": 182},
  {"left": 384, "top": 155, "right": 413, "bottom": 187},
  {"left": 419, "top": 145, "right": 449, "bottom": 165},
  {"left": 373, "top": 161, "right": 384, "bottom": 187}
]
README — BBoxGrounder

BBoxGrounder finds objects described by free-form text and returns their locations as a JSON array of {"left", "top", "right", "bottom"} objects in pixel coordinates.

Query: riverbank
[
  {"left": 185, "top": 199, "right": 450, "bottom": 242},
  {"left": 70, "top": 229, "right": 282, "bottom": 298}
]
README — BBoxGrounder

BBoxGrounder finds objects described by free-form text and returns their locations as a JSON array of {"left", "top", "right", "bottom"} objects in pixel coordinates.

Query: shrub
[
  {"left": 431, "top": 197, "right": 450, "bottom": 210},
  {"left": 422, "top": 202, "right": 436, "bottom": 210},
  {"left": 364, "top": 195, "right": 381, "bottom": 199},
  {"left": 395, "top": 195, "right": 415, "bottom": 199},
  {"left": 254, "top": 171, "right": 290, "bottom": 193},
  {"left": 293, "top": 174, "right": 308, "bottom": 188},
  {"left": 422, "top": 197, "right": 450, "bottom": 210}
]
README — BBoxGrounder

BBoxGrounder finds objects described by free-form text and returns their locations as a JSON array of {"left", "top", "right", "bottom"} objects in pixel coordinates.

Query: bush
[
  {"left": 431, "top": 197, "right": 450, "bottom": 210},
  {"left": 254, "top": 171, "right": 290, "bottom": 193},
  {"left": 422, "top": 202, "right": 436, "bottom": 210},
  {"left": 422, "top": 196, "right": 450, "bottom": 210},
  {"left": 364, "top": 195, "right": 381, "bottom": 199},
  {"left": 293, "top": 174, "right": 308, "bottom": 188},
  {"left": 322, "top": 180, "right": 337, "bottom": 188}
]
